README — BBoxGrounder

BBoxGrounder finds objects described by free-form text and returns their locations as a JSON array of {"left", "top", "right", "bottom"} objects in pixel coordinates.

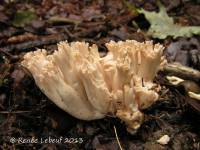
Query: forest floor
[{"left": 0, "top": 0, "right": 200, "bottom": 149}]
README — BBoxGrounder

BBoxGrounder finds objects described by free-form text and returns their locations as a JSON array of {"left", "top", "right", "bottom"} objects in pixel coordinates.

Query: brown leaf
[
  {"left": 109, "top": 27, "right": 130, "bottom": 40},
  {"left": 11, "top": 68, "right": 25, "bottom": 89},
  {"left": 165, "top": 38, "right": 200, "bottom": 70},
  {"left": 7, "top": 33, "right": 37, "bottom": 44},
  {"left": 0, "top": 114, "right": 16, "bottom": 135},
  {"left": 82, "top": 6, "right": 105, "bottom": 21},
  {"left": 187, "top": 97, "right": 200, "bottom": 112}
]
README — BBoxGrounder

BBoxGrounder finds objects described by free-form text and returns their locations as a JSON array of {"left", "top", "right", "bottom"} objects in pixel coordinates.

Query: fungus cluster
[{"left": 22, "top": 40, "right": 166, "bottom": 132}]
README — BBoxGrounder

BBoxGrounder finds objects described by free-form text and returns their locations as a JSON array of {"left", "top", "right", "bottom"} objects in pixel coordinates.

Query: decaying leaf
[
  {"left": 164, "top": 38, "right": 200, "bottom": 70},
  {"left": 138, "top": 3, "right": 200, "bottom": 39},
  {"left": 157, "top": 135, "right": 170, "bottom": 145},
  {"left": 189, "top": 92, "right": 200, "bottom": 101},
  {"left": 21, "top": 40, "right": 166, "bottom": 133},
  {"left": 167, "top": 75, "right": 200, "bottom": 108},
  {"left": 12, "top": 10, "right": 37, "bottom": 27}
]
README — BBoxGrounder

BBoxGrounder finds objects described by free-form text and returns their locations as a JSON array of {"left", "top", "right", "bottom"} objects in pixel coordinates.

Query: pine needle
[{"left": 113, "top": 125, "right": 123, "bottom": 150}]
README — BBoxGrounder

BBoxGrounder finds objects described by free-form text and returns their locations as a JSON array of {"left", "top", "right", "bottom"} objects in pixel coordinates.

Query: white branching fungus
[{"left": 21, "top": 40, "right": 165, "bottom": 132}]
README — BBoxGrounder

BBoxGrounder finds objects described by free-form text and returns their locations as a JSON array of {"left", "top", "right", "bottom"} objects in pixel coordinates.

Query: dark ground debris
[{"left": 0, "top": 0, "right": 200, "bottom": 149}]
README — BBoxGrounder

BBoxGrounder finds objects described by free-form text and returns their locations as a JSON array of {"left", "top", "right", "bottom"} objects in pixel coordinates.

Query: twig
[
  {"left": 48, "top": 16, "right": 81, "bottom": 25},
  {"left": 0, "top": 111, "right": 31, "bottom": 114},
  {"left": 2, "top": 33, "right": 68, "bottom": 52},
  {"left": 113, "top": 125, "right": 123, "bottom": 150},
  {"left": 0, "top": 48, "right": 19, "bottom": 60},
  {"left": 74, "top": 25, "right": 107, "bottom": 38},
  {"left": 162, "top": 63, "right": 200, "bottom": 82}
]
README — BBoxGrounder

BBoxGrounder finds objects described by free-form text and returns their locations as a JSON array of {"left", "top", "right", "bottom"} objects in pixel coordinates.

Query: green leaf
[
  {"left": 138, "top": 3, "right": 200, "bottom": 39},
  {"left": 12, "top": 10, "right": 37, "bottom": 27}
]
